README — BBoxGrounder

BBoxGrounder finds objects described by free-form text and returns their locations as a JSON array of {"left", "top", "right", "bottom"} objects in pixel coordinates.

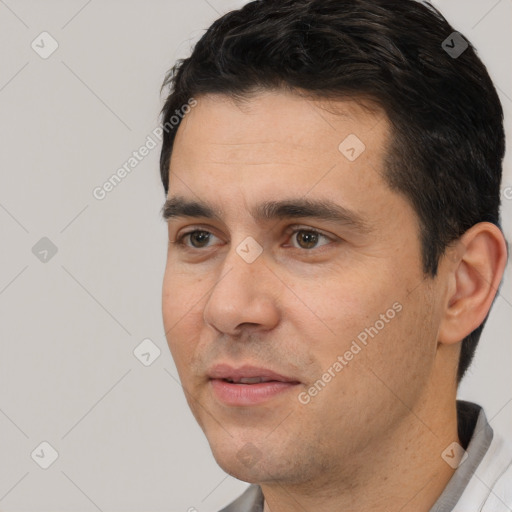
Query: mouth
[
  {"left": 208, "top": 364, "right": 301, "bottom": 406},
  {"left": 221, "top": 376, "right": 292, "bottom": 384}
]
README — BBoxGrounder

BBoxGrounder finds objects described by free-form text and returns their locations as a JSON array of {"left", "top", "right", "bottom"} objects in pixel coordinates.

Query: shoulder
[
  {"left": 479, "top": 429, "right": 512, "bottom": 511},
  {"left": 456, "top": 427, "right": 512, "bottom": 511}
]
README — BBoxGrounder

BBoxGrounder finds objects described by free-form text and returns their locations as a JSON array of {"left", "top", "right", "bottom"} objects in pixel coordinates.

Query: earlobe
[{"left": 438, "top": 222, "right": 508, "bottom": 345}]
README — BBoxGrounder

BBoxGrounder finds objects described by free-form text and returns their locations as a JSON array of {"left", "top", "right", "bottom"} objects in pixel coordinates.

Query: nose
[{"left": 202, "top": 244, "right": 281, "bottom": 337}]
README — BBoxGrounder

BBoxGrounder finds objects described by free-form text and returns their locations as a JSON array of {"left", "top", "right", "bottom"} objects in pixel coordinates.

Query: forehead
[
  {"left": 171, "top": 90, "right": 388, "bottom": 167},
  {"left": 168, "top": 90, "right": 393, "bottom": 220}
]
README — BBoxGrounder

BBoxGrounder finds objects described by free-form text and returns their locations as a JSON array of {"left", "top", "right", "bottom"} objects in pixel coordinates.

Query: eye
[
  {"left": 172, "top": 227, "right": 334, "bottom": 252},
  {"left": 288, "top": 228, "right": 332, "bottom": 250},
  {"left": 175, "top": 230, "right": 222, "bottom": 249}
]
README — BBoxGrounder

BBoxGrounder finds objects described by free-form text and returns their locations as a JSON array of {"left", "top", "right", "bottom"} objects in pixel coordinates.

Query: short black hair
[{"left": 159, "top": 0, "right": 505, "bottom": 383}]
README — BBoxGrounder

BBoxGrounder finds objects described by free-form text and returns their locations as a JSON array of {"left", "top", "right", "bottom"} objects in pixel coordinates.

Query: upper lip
[{"left": 208, "top": 364, "right": 300, "bottom": 383}]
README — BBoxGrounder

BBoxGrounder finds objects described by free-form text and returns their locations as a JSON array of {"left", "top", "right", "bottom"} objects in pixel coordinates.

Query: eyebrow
[{"left": 161, "top": 195, "right": 371, "bottom": 233}]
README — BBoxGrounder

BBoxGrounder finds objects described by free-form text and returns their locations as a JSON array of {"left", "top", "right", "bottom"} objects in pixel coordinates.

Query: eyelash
[{"left": 173, "top": 226, "right": 334, "bottom": 251}]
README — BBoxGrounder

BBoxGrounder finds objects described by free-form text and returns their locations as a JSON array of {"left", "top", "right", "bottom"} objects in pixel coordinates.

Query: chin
[
  {"left": 211, "top": 451, "right": 262, "bottom": 482},
  {"left": 206, "top": 435, "right": 272, "bottom": 483}
]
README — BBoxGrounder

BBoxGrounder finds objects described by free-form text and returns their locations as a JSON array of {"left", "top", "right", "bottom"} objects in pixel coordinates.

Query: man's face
[{"left": 162, "top": 91, "right": 444, "bottom": 486}]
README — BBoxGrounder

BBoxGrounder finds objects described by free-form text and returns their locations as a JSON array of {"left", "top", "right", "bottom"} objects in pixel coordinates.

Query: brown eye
[
  {"left": 296, "top": 231, "right": 319, "bottom": 249},
  {"left": 180, "top": 230, "right": 213, "bottom": 248},
  {"left": 291, "top": 229, "right": 330, "bottom": 250}
]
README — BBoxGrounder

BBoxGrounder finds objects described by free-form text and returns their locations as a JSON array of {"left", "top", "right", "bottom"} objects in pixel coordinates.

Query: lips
[
  {"left": 209, "top": 364, "right": 298, "bottom": 383},
  {"left": 225, "top": 376, "right": 276, "bottom": 384},
  {"left": 208, "top": 364, "right": 301, "bottom": 406}
]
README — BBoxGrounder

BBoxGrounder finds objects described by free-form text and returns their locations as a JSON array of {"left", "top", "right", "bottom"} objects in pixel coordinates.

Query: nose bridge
[
  {"left": 211, "top": 236, "right": 269, "bottom": 304},
  {"left": 203, "top": 238, "right": 280, "bottom": 334},
  {"left": 217, "top": 233, "right": 268, "bottom": 291}
]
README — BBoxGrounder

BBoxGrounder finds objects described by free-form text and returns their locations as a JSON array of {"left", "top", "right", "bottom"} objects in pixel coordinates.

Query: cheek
[
  {"left": 162, "top": 260, "right": 207, "bottom": 321},
  {"left": 297, "top": 262, "right": 426, "bottom": 387},
  {"left": 352, "top": 284, "right": 436, "bottom": 399},
  {"left": 162, "top": 266, "right": 206, "bottom": 364},
  {"left": 299, "top": 268, "right": 389, "bottom": 348}
]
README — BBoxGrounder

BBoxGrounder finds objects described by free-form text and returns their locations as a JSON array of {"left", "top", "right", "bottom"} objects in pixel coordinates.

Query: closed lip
[{"left": 207, "top": 364, "right": 300, "bottom": 384}]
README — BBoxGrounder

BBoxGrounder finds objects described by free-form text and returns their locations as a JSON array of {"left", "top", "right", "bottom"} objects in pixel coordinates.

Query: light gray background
[{"left": 0, "top": 0, "right": 510, "bottom": 511}]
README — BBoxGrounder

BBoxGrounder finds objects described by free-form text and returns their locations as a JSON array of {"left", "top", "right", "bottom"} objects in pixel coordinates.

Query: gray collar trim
[{"left": 429, "top": 400, "right": 493, "bottom": 511}]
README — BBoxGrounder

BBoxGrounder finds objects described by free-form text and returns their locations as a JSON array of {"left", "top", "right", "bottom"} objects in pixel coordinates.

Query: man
[{"left": 159, "top": 0, "right": 511, "bottom": 510}]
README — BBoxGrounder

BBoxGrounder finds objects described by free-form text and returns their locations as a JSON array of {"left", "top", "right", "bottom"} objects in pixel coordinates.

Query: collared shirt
[{"left": 219, "top": 400, "right": 512, "bottom": 511}]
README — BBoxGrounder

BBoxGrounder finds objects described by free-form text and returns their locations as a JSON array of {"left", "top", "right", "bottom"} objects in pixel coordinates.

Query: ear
[{"left": 438, "top": 222, "right": 508, "bottom": 344}]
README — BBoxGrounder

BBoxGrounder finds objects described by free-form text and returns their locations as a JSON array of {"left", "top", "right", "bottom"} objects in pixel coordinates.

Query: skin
[{"left": 161, "top": 90, "right": 507, "bottom": 511}]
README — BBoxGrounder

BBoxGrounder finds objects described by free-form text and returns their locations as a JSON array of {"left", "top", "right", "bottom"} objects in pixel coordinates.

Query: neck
[{"left": 261, "top": 394, "right": 460, "bottom": 512}]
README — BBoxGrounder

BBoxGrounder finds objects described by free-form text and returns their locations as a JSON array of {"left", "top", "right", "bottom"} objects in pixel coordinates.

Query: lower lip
[{"left": 210, "top": 379, "right": 300, "bottom": 406}]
